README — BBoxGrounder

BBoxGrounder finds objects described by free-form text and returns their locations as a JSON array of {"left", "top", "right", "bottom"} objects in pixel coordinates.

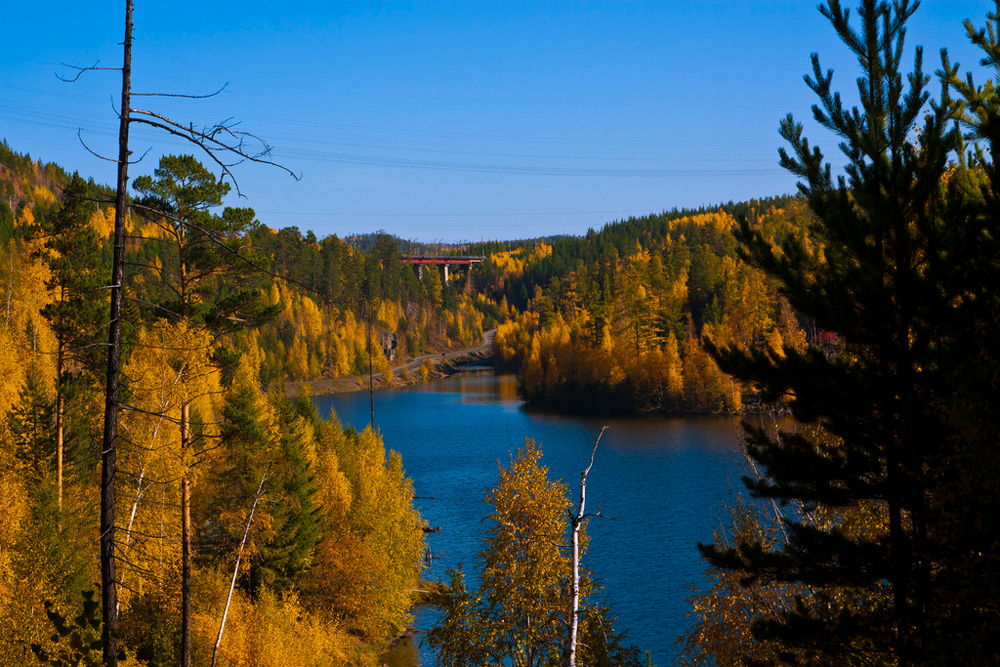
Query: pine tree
[
  {"left": 701, "top": 0, "right": 999, "bottom": 664},
  {"left": 131, "top": 154, "right": 277, "bottom": 665}
]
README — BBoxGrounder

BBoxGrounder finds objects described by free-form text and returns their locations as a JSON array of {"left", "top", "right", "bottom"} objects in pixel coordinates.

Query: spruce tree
[
  {"left": 700, "top": 1, "right": 999, "bottom": 664},
  {"left": 212, "top": 380, "right": 319, "bottom": 598},
  {"left": 7, "top": 364, "right": 55, "bottom": 479},
  {"left": 36, "top": 173, "right": 105, "bottom": 512},
  {"left": 247, "top": 392, "right": 319, "bottom": 594}
]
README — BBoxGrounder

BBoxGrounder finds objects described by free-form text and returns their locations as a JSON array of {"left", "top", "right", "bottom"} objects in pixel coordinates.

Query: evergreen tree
[
  {"left": 7, "top": 364, "right": 55, "bottom": 479},
  {"left": 212, "top": 379, "right": 319, "bottom": 598},
  {"left": 132, "top": 154, "right": 277, "bottom": 664},
  {"left": 702, "top": 1, "right": 999, "bottom": 664},
  {"left": 36, "top": 174, "right": 105, "bottom": 511},
  {"left": 246, "top": 391, "right": 319, "bottom": 595}
]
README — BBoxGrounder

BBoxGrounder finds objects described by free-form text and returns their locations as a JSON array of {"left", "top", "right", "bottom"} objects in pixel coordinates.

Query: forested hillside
[
  {"left": 0, "top": 145, "right": 432, "bottom": 665},
  {"left": 235, "top": 227, "right": 501, "bottom": 385},
  {"left": 479, "top": 197, "right": 815, "bottom": 415}
]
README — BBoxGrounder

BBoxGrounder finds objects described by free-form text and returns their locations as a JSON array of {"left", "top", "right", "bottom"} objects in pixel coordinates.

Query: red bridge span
[{"left": 399, "top": 255, "right": 485, "bottom": 283}]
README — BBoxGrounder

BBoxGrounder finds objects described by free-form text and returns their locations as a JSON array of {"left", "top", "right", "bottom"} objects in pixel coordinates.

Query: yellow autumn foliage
[
  {"left": 30, "top": 185, "right": 56, "bottom": 206},
  {"left": 89, "top": 207, "right": 116, "bottom": 238},
  {"left": 192, "top": 579, "right": 349, "bottom": 667}
]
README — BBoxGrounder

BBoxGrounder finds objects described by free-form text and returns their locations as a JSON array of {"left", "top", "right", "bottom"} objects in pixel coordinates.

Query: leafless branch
[
  {"left": 57, "top": 60, "right": 121, "bottom": 82},
  {"left": 129, "top": 109, "right": 300, "bottom": 195},
  {"left": 123, "top": 294, "right": 183, "bottom": 319},
  {"left": 133, "top": 82, "right": 229, "bottom": 99},
  {"left": 120, "top": 404, "right": 185, "bottom": 425},
  {"left": 77, "top": 130, "right": 121, "bottom": 163}
]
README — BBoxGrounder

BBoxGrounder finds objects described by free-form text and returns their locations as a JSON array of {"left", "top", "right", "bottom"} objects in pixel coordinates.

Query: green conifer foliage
[
  {"left": 701, "top": 0, "right": 999, "bottom": 664},
  {"left": 36, "top": 173, "right": 105, "bottom": 510},
  {"left": 132, "top": 154, "right": 277, "bottom": 329},
  {"left": 212, "top": 381, "right": 319, "bottom": 597},
  {"left": 38, "top": 174, "right": 105, "bottom": 374},
  {"left": 7, "top": 364, "right": 55, "bottom": 478},
  {"left": 245, "top": 393, "right": 319, "bottom": 595}
]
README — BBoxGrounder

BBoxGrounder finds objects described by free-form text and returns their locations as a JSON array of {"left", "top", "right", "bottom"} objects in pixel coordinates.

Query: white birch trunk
[
  {"left": 569, "top": 426, "right": 607, "bottom": 667},
  {"left": 212, "top": 471, "right": 267, "bottom": 667}
]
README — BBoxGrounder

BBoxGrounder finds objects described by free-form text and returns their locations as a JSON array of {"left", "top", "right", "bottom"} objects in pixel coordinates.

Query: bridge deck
[{"left": 399, "top": 255, "right": 485, "bottom": 265}]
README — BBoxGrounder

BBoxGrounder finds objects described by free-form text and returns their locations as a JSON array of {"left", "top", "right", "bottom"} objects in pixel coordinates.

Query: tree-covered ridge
[
  {"left": 469, "top": 195, "right": 793, "bottom": 312},
  {"left": 0, "top": 139, "right": 116, "bottom": 248},
  {"left": 489, "top": 202, "right": 813, "bottom": 415}
]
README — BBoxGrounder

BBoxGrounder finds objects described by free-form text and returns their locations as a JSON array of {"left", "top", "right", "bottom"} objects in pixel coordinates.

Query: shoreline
[{"left": 283, "top": 329, "right": 496, "bottom": 398}]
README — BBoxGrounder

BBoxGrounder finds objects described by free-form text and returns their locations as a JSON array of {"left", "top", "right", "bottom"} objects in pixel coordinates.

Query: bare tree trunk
[
  {"left": 56, "top": 338, "right": 64, "bottom": 517},
  {"left": 568, "top": 426, "right": 606, "bottom": 667},
  {"left": 4, "top": 253, "right": 12, "bottom": 324},
  {"left": 368, "top": 306, "right": 374, "bottom": 427},
  {"left": 117, "top": 462, "right": 145, "bottom": 618},
  {"left": 101, "top": 2, "right": 132, "bottom": 664},
  {"left": 212, "top": 471, "right": 267, "bottom": 667},
  {"left": 181, "top": 399, "right": 192, "bottom": 667}
]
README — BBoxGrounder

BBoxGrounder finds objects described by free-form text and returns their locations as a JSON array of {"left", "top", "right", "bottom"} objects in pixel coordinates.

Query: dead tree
[
  {"left": 62, "top": 3, "right": 295, "bottom": 664},
  {"left": 97, "top": 7, "right": 133, "bottom": 664},
  {"left": 568, "top": 425, "right": 607, "bottom": 667},
  {"left": 212, "top": 471, "right": 267, "bottom": 667}
]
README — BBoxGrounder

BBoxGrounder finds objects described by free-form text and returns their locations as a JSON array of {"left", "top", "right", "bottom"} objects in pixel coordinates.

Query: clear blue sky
[{"left": 0, "top": 1, "right": 990, "bottom": 243}]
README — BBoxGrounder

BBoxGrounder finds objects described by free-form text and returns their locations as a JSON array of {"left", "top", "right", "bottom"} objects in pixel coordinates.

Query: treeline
[
  {"left": 0, "top": 151, "right": 428, "bottom": 665},
  {"left": 469, "top": 195, "right": 793, "bottom": 311},
  {"left": 485, "top": 202, "right": 814, "bottom": 415}
]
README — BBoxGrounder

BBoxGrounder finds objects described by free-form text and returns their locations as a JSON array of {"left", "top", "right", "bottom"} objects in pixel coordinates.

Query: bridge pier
[{"left": 400, "top": 255, "right": 484, "bottom": 285}]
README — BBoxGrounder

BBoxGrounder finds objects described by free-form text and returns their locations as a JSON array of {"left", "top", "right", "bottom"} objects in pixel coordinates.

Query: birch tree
[{"left": 427, "top": 438, "right": 641, "bottom": 667}]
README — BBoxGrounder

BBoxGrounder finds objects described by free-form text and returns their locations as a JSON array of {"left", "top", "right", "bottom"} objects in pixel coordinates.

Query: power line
[{"left": 259, "top": 209, "right": 650, "bottom": 217}]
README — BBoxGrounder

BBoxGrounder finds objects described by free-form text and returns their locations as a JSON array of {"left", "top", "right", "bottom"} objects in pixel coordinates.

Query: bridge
[{"left": 400, "top": 255, "right": 485, "bottom": 283}]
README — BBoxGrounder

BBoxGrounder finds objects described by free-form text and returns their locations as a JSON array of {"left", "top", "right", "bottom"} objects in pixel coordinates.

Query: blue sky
[{"left": 0, "top": 1, "right": 990, "bottom": 242}]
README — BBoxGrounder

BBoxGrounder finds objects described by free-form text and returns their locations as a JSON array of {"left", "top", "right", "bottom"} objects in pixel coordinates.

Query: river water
[{"left": 313, "top": 373, "right": 748, "bottom": 665}]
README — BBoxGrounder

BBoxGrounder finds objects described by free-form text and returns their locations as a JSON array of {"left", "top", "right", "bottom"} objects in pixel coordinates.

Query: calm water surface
[{"left": 313, "top": 373, "right": 747, "bottom": 665}]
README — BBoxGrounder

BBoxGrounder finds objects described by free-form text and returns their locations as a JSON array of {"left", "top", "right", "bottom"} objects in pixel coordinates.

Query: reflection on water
[
  {"left": 404, "top": 372, "right": 521, "bottom": 405},
  {"left": 314, "top": 372, "right": 749, "bottom": 666}
]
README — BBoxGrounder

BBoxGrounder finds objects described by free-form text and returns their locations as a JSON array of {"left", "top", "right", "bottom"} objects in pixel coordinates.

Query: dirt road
[{"left": 284, "top": 329, "right": 496, "bottom": 397}]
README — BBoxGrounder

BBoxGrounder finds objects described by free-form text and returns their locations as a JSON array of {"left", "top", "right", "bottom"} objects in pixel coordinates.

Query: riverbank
[{"left": 284, "top": 329, "right": 496, "bottom": 398}]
